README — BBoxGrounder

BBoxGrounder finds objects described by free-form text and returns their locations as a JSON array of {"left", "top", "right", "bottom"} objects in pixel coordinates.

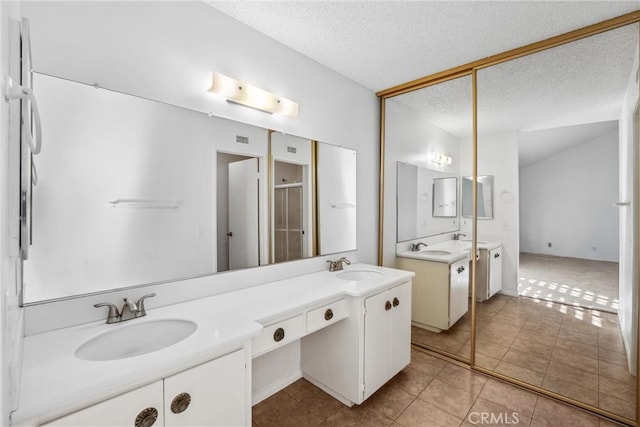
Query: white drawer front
[
  {"left": 306, "top": 298, "right": 349, "bottom": 333},
  {"left": 253, "top": 315, "right": 304, "bottom": 357}
]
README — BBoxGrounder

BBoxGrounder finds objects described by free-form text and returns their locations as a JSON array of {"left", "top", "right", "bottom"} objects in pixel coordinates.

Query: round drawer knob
[
  {"left": 135, "top": 407, "right": 158, "bottom": 427},
  {"left": 385, "top": 301, "right": 392, "bottom": 311},
  {"left": 273, "top": 327, "right": 285, "bottom": 342},
  {"left": 393, "top": 297, "right": 400, "bottom": 307},
  {"left": 170, "top": 392, "right": 191, "bottom": 414},
  {"left": 324, "top": 308, "right": 334, "bottom": 321}
]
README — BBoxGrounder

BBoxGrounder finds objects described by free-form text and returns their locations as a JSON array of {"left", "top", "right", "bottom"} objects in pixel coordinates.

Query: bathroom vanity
[
  {"left": 397, "top": 242, "right": 471, "bottom": 332},
  {"left": 12, "top": 264, "right": 413, "bottom": 426}
]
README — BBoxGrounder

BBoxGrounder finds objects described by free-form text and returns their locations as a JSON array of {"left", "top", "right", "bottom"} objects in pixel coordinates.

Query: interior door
[{"left": 228, "top": 158, "right": 259, "bottom": 270}]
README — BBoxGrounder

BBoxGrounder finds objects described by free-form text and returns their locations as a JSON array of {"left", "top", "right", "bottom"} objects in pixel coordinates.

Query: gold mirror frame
[{"left": 377, "top": 10, "right": 640, "bottom": 425}]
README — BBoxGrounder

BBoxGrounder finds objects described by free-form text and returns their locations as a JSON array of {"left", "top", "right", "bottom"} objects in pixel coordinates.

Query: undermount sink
[
  {"left": 76, "top": 319, "right": 197, "bottom": 361},
  {"left": 337, "top": 270, "right": 383, "bottom": 281},
  {"left": 420, "top": 250, "right": 452, "bottom": 255}
]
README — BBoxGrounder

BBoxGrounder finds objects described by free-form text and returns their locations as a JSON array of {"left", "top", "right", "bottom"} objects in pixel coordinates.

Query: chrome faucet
[
  {"left": 410, "top": 242, "right": 428, "bottom": 251},
  {"left": 94, "top": 293, "right": 156, "bottom": 324},
  {"left": 452, "top": 233, "right": 467, "bottom": 241},
  {"left": 327, "top": 257, "right": 351, "bottom": 272}
]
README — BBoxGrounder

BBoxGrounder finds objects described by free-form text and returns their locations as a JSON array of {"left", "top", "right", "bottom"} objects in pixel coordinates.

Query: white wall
[
  {"left": 12, "top": 0, "right": 378, "bottom": 410},
  {"left": 382, "top": 99, "right": 461, "bottom": 266},
  {"left": 460, "top": 132, "right": 520, "bottom": 296},
  {"left": 618, "top": 42, "right": 638, "bottom": 375},
  {"left": 1, "top": 3, "right": 23, "bottom": 425},
  {"left": 519, "top": 130, "right": 619, "bottom": 261}
]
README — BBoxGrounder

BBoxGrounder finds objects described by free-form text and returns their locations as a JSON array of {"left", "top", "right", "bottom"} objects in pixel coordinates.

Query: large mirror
[
  {"left": 22, "top": 72, "right": 357, "bottom": 303},
  {"left": 381, "top": 18, "right": 639, "bottom": 424},
  {"left": 383, "top": 75, "right": 473, "bottom": 360},
  {"left": 473, "top": 23, "right": 638, "bottom": 421}
]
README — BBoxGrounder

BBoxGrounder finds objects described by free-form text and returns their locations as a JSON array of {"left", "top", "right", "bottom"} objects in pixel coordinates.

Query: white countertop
[
  {"left": 13, "top": 263, "right": 413, "bottom": 425},
  {"left": 396, "top": 239, "right": 500, "bottom": 263}
]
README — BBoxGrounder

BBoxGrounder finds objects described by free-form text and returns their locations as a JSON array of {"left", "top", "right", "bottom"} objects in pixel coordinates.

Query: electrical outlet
[{"left": 547, "top": 242, "right": 552, "bottom": 248}]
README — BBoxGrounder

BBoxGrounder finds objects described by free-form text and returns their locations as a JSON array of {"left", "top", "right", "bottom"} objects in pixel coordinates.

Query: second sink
[{"left": 76, "top": 319, "right": 197, "bottom": 362}]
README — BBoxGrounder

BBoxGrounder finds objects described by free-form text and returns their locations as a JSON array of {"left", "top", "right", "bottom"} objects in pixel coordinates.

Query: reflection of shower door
[{"left": 274, "top": 185, "right": 303, "bottom": 263}]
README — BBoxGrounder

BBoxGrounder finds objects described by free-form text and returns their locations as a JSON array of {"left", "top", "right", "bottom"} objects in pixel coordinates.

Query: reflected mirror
[
  {"left": 432, "top": 177, "right": 457, "bottom": 218},
  {"left": 475, "top": 23, "right": 638, "bottom": 421},
  {"left": 383, "top": 75, "right": 473, "bottom": 360},
  {"left": 22, "top": 73, "right": 356, "bottom": 303},
  {"left": 461, "top": 175, "right": 494, "bottom": 219},
  {"left": 396, "top": 162, "right": 458, "bottom": 241}
]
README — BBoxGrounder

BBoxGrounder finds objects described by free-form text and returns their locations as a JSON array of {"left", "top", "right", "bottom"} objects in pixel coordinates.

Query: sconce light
[
  {"left": 431, "top": 153, "right": 452, "bottom": 165},
  {"left": 207, "top": 72, "right": 298, "bottom": 118}
]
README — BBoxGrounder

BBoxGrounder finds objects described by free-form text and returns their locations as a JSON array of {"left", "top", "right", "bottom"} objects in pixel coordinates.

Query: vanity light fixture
[
  {"left": 207, "top": 72, "right": 299, "bottom": 118},
  {"left": 431, "top": 153, "right": 452, "bottom": 165}
]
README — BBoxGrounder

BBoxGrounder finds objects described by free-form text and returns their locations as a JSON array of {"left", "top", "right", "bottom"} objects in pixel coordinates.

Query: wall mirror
[
  {"left": 461, "top": 175, "right": 493, "bottom": 219},
  {"left": 382, "top": 75, "right": 473, "bottom": 361},
  {"left": 21, "top": 72, "right": 357, "bottom": 304},
  {"left": 380, "top": 15, "right": 639, "bottom": 425},
  {"left": 396, "top": 162, "right": 458, "bottom": 241}
]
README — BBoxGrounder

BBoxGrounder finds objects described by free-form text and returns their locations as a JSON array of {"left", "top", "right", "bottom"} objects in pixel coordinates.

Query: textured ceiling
[{"left": 208, "top": 1, "right": 639, "bottom": 92}]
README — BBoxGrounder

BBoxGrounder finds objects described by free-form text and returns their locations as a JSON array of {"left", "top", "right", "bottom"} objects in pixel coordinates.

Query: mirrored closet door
[{"left": 379, "top": 14, "right": 639, "bottom": 425}]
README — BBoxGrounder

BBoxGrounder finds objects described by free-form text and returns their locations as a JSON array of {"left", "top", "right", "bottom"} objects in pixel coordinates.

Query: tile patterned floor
[
  {"left": 412, "top": 294, "right": 636, "bottom": 420},
  {"left": 252, "top": 348, "right": 621, "bottom": 426}
]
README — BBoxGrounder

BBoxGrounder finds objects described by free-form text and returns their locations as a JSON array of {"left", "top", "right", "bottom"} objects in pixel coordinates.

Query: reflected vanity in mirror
[
  {"left": 461, "top": 175, "right": 494, "bottom": 219},
  {"left": 21, "top": 73, "right": 357, "bottom": 304}
]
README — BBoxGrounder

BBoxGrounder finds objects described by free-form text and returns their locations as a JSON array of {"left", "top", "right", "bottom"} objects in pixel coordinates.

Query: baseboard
[
  {"left": 499, "top": 289, "right": 519, "bottom": 297},
  {"left": 252, "top": 369, "right": 302, "bottom": 406}
]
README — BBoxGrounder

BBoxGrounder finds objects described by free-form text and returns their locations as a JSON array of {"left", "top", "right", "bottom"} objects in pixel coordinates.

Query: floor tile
[
  {"left": 541, "top": 375, "right": 598, "bottom": 406},
  {"left": 545, "top": 359, "right": 598, "bottom": 391},
  {"left": 531, "top": 396, "right": 599, "bottom": 427},
  {"left": 494, "top": 360, "right": 545, "bottom": 387},
  {"left": 478, "top": 379, "right": 538, "bottom": 419},
  {"left": 418, "top": 377, "right": 478, "bottom": 418},
  {"left": 395, "top": 399, "right": 462, "bottom": 427},
  {"left": 465, "top": 397, "right": 531, "bottom": 426},
  {"left": 501, "top": 348, "right": 550, "bottom": 374}
]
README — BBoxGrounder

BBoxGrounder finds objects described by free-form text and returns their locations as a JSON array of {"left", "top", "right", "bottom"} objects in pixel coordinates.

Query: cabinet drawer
[
  {"left": 253, "top": 315, "right": 304, "bottom": 357},
  {"left": 307, "top": 298, "right": 348, "bottom": 333}
]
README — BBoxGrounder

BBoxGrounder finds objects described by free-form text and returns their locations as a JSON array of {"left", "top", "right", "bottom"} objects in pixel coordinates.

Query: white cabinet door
[
  {"left": 449, "top": 259, "right": 469, "bottom": 327},
  {"left": 164, "top": 349, "right": 247, "bottom": 427},
  {"left": 364, "top": 282, "right": 412, "bottom": 400},
  {"left": 389, "top": 282, "right": 411, "bottom": 377},
  {"left": 489, "top": 247, "right": 503, "bottom": 297},
  {"left": 363, "top": 289, "right": 392, "bottom": 400},
  {"left": 44, "top": 381, "right": 164, "bottom": 427}
]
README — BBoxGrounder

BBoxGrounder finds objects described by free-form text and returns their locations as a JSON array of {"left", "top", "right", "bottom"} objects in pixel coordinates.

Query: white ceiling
[
  {"left": 519, "top": 121, "right": 619, "bottom": 168},
  {"left": 208, "top": 1, "right": 639, "bottom": 163},
  {"left": 208, "top": 1, "right": 639, "bottom": 92}
]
